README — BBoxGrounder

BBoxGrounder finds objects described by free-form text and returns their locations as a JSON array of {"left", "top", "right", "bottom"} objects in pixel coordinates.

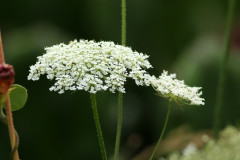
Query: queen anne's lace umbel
[
  {"left": 149, "top": 71, "right": 204, "bottom": 105},
  {"left": 28, "top": 40, "right": 152, "bottom": 94}
]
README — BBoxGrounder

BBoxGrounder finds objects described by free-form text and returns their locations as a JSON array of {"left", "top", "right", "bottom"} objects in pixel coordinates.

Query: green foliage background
[{"left": 0, "top": 0, "right": 240, "bottom": 159}]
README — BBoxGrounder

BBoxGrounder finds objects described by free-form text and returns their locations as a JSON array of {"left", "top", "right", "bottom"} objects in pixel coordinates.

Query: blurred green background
[{"left": 0, "top": 0, "right": 240, "bottom": 159}]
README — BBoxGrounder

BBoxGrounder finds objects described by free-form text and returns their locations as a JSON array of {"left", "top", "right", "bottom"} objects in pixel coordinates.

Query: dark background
[{"left": 0, "top": 0, "right": 240, "bottom": 159}]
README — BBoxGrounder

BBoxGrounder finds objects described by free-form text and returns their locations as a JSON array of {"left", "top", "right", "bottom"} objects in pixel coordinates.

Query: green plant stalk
[
  {"left": 90, "top": 94, "right": 107, "bottom": 160},
  {"left": 121, "top": 0, "right": 126, "bottom": 46},
  {"left": 213, "top": 0, "right": 236, "bottom": 139},
  {"left": 114, "top": 92, "right": 123, "bottom": 160},
  {"left": 113, "top": 0, "right": 126, "bottom": 159},
  {"left": 150, "top": 101, "right": 172, "bottom": 160}
]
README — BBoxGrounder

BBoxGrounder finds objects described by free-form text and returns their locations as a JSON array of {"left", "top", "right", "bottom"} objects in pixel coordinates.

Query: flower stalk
[
  {"left": 114, "top": 92, "right": 123, "bottom": 160},
  {"left": 213, "top": 0, "right": 236, "bottom": 139},
  {"left": 121, "top": 0, "right": 126, "bottom": 46},
  {"left": 114, "top": 0, "right": 126, "bottom": 159},
  {"left": 150, "top": 100, "right": 172, "bottom": 160},
  {"left": 90, "top": 94, "right": 107, "bottom": 160}
]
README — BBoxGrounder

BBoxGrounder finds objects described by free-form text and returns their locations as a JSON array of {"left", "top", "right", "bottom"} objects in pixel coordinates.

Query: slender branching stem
[
  {"left": 121, "top": 0, "right": 126, "bottom": 46},
  {"left": 213, "top": 0, "right": 236, "bottom": 139},
  {"left": 114, "top": 0, "right": 126, "bottom": 159},
  {"left": 150, "top": 101, "right": 172, "bottom": 160},
  {"left": 114, "top": 92, "right": 123, "bottom": 160},
  {"left": 0, "top": 31, "right": 19, "bottom": 160},
  {"left": 90, "top": 94, "right": 107, "bottom": 160}
]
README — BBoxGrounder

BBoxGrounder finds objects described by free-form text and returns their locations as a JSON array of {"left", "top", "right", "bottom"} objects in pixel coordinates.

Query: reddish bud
[{"left": 0, "top": 63, "right": 15, "bottom": 95}]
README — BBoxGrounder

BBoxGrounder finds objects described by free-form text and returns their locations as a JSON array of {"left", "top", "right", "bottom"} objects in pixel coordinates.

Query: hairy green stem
[
  {"left": 113, "top": 0, "right": 126, "bottom": 159},
  {"left": 213, "top": 0, "right": 236, "bottom": 139},
  {"left": 114, "top": 92, "right": 123, "bottom": 160},
  {"left": 90, "top": 94, "right": 107, "bottom": 160},
  {"left": 150, "top": 101, "right": 172, "bottom": 160},
  {"left": 121, "top": 0, "right": 126, "bottom": 46}
]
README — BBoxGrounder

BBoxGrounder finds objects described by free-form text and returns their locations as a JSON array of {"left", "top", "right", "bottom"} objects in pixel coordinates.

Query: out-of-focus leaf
[{"left": 3, "top": 84, "right": 28, "bottom": 111}]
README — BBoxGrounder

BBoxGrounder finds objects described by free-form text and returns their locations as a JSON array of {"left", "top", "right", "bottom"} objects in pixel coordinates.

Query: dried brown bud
[{"left": 0, "top": 63, "right": 15, "bottom": 95}]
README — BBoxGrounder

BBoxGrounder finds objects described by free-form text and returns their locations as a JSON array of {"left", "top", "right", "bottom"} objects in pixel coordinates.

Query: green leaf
[{"left": 3, "top": 84, "right": 28, "bottom": 111}]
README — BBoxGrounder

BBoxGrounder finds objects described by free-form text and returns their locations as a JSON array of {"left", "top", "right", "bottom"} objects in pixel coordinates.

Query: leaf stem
[
  {"left": 0, "top": 107, "right": 7, "bottom": 125},
  {"left": 213, "top": 0, "right": 236, "bottom": 139},
  {"left": 90, "top": 94, "right": 107, "bottom": 160},
  {"left": 150, "top": 101, "right": 172, "bottom": 160}
]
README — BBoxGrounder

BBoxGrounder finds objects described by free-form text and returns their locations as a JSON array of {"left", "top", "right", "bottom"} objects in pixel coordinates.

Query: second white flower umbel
[{"left": 149, "top": 71, "right": 205, "bottom": 105}]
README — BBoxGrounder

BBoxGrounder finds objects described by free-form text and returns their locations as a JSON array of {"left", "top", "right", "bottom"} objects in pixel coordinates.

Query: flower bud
[{"left": 0, "top": 63, "right": 15, "bottom": 95}]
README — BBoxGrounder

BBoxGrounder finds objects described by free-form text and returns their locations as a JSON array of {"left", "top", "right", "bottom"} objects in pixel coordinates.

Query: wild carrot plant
[
  {"left": 28, "top": 39, "right": 153, "bottom": 159},
  {"left": 148, "top": 71, "right": 204, "bottom": 160}
]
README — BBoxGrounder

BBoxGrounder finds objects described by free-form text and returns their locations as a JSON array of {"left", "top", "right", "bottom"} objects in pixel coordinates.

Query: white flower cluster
[
  {"left": 28, "top": 40, "right": 152, "bottom": 94},
  {"left": 149, "top": 71, "right": 204, "bottom": 105}
]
